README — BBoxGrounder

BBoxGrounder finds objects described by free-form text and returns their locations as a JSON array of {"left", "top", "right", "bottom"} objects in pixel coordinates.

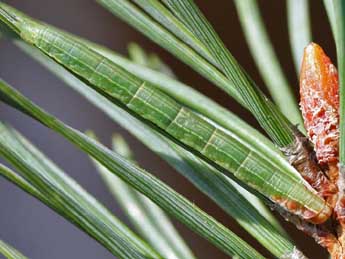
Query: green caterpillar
[{"left": 0, "top": 4, "right": 331, "bottom": 224}]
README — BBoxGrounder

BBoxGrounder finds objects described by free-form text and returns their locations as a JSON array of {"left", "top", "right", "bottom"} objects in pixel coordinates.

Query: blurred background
[{"left": 0, "top": 1, "right": 335, "bottom": 258}]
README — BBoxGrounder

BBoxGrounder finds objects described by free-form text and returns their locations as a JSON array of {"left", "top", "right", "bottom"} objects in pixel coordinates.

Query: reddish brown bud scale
[
  {"left": 281, "top": 129, "right": 338, "bottom": 208},
  {"left": 300, "top": 43, "right": 339, "bottom": 166},
  {"left": 274, "top": 202, "right": 339, "bottom": 256}
]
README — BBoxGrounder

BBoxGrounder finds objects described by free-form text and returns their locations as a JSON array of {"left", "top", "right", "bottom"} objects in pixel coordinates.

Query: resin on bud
[{"left": 300, "top": 43, "right": 339, "bottom": 168}]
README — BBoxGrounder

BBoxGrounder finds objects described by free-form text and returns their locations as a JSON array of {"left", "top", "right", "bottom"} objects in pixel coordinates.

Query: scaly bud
[{"left": 300, "top": 43, "right": 339, "bottom": 167}]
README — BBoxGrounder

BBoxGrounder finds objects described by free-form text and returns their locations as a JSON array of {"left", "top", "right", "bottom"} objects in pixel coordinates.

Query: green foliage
[
  {"left": 324, "top": 0, "right": 345, "bottom": 165},
  {"left": 0, "top": 79, "right": 264, "bottom": 258},
  {"left": 15, "top": 40, "right": 294, "bottom": 257},
  {"left": 287, "top": 0, "right": 312, "bottom": 74},
  {"left": 235, "top": 0, "right": 303, "bottom": 126},
  {"left": 124, "top": 0, "right": 296, "bottom": 146},
  {"left": 0, "top": 1, "right": 343, "bottom": 258},
  {"left": 0, "top": 240, "right": 28, "bottom": 259},
  {"left": 90, "top": 133, "right": 197, "bottom": 259},
  {"left": 0, "top": 123, "right": 161, "bottom": 259},
  {"left": 0, "top": 5, "right": 325, "bottom": 221}
]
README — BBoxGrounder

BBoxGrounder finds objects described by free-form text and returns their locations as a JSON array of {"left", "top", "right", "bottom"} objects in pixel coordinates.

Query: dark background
[{"left": 0, "top": 1, "right": 335, "bottom": 258}]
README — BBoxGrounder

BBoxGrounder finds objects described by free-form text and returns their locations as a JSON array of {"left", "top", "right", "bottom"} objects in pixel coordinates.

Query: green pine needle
[
  {"left": 287, "top": 0, "right": 312, "bottom": 74},
  {"left": 90, "top": 133, "right": 197, "bottom": 259},
  {"left": 234, "top": 0, "right": 303, "bottom": 127},
  {"left": 0, "top": 240, "right": 28, "bottom": 259},
  {"left": 0, "top": 124, "right": 161, "bottom": 259},
  {"left": 0, "top": 79, "right": 265, "bottom": 259},
  {"left": 12, "top": 40, "right": 298, "bottom": 257}
]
